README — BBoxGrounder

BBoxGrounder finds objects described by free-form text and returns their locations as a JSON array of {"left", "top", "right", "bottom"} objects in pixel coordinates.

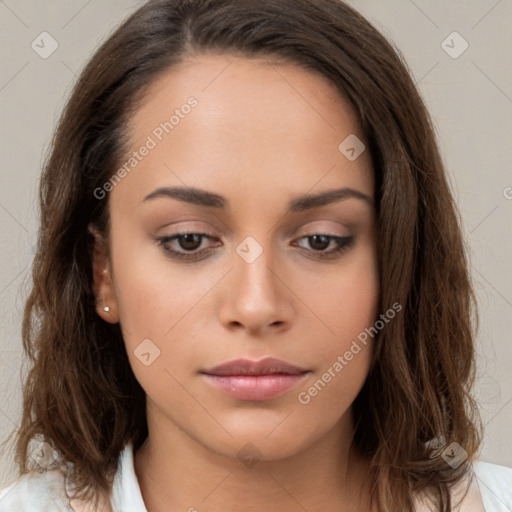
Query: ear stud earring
[{"left": 103, "top": 306, "right": 110, "bottom": 312}]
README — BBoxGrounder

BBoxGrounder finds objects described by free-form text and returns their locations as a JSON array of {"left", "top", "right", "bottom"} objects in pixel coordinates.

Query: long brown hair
[{"left": 6, "top": 0, "right": 482, "bottom": 510}]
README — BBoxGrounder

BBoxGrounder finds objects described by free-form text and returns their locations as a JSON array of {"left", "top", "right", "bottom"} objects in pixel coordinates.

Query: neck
[{"left": 134, "top": 406, "right": 374, "bottom": 512}]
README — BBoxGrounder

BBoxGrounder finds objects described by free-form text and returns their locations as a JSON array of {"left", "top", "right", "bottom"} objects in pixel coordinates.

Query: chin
[{"left": 198, "top": 424, "right": 320, "bottom": 465}]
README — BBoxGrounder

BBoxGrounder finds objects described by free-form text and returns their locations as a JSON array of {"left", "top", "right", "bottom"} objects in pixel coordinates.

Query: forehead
[{"left": 112, "top": 53, "right": 373, "bottom": 211}]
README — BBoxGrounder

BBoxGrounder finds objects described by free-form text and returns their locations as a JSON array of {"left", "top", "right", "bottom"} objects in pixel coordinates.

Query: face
[{"left": 92, "top": 53, "right": 379, "bottom": 461}]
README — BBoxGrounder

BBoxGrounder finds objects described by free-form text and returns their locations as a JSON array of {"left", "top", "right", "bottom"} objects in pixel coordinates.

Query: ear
[{"left": 88, "top": 223, "right": 119, "bottom": 324}]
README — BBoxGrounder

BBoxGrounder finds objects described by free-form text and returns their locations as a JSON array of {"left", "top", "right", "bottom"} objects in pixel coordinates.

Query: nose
[{"left": 218, "top": 241, "right": 293, "bottom": 335}]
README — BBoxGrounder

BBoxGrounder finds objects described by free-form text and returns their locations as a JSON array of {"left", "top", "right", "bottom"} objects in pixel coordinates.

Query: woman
[{"left": 0, "top": 0, "right": 510, "bottom": 510}]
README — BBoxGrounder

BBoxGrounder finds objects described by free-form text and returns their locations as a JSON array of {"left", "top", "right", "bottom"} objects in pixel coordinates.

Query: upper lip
[{"left": 202, "top": 357, "right": 309, "bottom": 376}]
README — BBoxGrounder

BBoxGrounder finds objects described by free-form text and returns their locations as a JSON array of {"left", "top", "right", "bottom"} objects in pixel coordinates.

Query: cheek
[
  {"left": 109, "top": 237, "right": 197, "bottom": 374},
  {"left": 294, "top": 246, "right": 379, "bottom": 406},
  {"left": 295, "top": 287, "right": 378, "bottom": 424},
  {"left": 302, "top": 243, "right": 379, "bottom": 349},
  {"left": 109, "top": 236, "right": 229, "bottom": 397},
  {"left": 112, "top": 262, "right": 199, "bottom": 408},
  {"left": 111, "top": 231, "right": 205, "bottom": 338}
]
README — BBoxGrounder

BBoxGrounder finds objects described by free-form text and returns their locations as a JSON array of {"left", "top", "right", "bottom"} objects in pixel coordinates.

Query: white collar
[{"left": 110, "top": 441, "right": 148, "bottom": 512}]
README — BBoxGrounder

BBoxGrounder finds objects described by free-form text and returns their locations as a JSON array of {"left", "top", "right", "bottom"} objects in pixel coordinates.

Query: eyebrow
[{"left": 142, "top": 186, "right": 373, "bottom": 211}]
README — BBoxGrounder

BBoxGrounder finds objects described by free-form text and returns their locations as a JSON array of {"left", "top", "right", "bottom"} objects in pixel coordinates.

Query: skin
[{"left": 91, "top": 53, "right": 379, "bottom": 512}]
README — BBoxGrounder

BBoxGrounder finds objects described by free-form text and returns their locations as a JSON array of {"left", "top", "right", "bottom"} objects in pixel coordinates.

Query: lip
[
  {"left": 202, "top": 357, "right": 309, "bottom": 376},
  {"left": 201, "top": 357, "right": 310, "bottom": 401}
]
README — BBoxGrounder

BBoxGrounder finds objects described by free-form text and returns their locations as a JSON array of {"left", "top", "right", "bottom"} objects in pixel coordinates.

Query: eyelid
[{"left": 293, "top": 222, "right": 352, "bottom": 240}]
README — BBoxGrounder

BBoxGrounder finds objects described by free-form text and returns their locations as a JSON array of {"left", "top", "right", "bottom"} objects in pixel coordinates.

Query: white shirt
[{"left": 0, "top": 441, "right": 511, "bottom": 511}]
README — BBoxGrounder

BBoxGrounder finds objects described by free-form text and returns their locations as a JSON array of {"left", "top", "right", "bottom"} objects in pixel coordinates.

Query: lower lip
[{"left": 202, "top": 373, "right": 309, "bottom": 401}]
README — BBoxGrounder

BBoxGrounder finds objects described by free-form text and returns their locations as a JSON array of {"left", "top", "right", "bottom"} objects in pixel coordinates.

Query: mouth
[{"left": 200, "top": 356, "right": 310, "bottom": 401}]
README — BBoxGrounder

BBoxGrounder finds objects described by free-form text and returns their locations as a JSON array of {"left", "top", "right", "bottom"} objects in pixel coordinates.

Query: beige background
[{"left": 0, "top": 0, "right": 511, "bottom": 487}]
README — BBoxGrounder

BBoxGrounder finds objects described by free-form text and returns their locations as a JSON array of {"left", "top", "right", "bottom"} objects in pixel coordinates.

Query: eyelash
[{"left": 155, "top": 232, "right": 355, "bottom": 262}]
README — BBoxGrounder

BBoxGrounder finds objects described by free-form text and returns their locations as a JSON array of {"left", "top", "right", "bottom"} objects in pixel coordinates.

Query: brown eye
[
  {"left": 176, "top": 234, "right": 203, "bottom": 251},
  {"left": 156, "top": 232, "right": 354, "bottom": 263},
  {"left": 156, "top": 232, "right": 219, "bottom": 261},
  {"left": 307, "top": 235, "right": 331, "bottom": 251},
  {"left": 294, "top": 234, "right": 354, "bottom": 257}
]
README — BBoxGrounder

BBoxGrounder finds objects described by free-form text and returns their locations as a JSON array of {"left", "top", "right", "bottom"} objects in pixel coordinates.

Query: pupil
[
  {"left": 181, "top": 234, "right": 201, "bottom": 250},
  {"left": 310, "top": 235, "right": 329, "bottom": 251}
]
